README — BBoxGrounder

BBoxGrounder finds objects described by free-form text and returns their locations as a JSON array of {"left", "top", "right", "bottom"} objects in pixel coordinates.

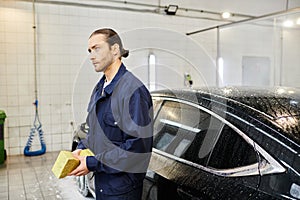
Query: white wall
[
  {"left": 282, "top": 29, "right": 300, "bottom": 86},
  {"left": 0, "top": 0, "right": 300, "bottom": 155}
]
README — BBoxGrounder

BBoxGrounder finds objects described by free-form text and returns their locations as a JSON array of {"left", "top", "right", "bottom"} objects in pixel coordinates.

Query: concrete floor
[{"left": 0, "top": 151, "right": 94, "bottom": 200}]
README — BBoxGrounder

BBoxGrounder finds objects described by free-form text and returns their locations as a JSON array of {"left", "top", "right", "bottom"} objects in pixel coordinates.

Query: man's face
[{"left": 88, "top": 34, "right": 114, "bottom": 73}]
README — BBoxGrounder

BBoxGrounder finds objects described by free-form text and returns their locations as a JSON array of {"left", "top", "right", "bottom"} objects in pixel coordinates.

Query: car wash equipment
[
  {"left": 24, "top": 100, "right": 46, "bottom": 156},
  {"left": 24, "top": 0, "right": 46, "bottom": 156},
  {"left": 0, "top": 110, "right": 7, "bottom": 164}
]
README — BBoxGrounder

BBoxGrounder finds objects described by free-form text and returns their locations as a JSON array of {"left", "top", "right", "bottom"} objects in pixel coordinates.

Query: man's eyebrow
[{"left": 88, "top": 44, "right": 97, "bottom": 53}]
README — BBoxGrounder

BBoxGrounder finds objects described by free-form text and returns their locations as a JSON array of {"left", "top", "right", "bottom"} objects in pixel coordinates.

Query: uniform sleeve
[{"left": 76, "top": 140, "right": 86, "bottom": 149}]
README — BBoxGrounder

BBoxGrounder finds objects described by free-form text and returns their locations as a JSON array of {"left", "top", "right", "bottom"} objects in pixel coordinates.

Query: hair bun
[{"left": 122, "top": 49, "right": 129, "bottom": 58}]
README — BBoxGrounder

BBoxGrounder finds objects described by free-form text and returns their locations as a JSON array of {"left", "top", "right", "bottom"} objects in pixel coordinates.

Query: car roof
[{"left": 151, "top": 86, "right": 300, "bottom": 145}]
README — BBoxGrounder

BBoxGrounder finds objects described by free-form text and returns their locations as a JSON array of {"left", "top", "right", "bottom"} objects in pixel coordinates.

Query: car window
[
  {"left": 153, "top": 100, "right": 224, "bottom": 166},
  {"left": 208, "top": 124, "right": 258, "bottom": 169},
  {"left": 154, "top": 124, "right": 177, "bottom": 151},
  {"left": 153, "top": 99, "right": 258, "bottom": 170},
  {"left": 155, "top": 100, "right": 202, "bottom": 128},
  {"left": 153, "top": 100, "right": 200, "bottom": 155},
  {"left": 174, "top": 139, "right": 191, "bottom": 157},
  {"left": 182, "top": 116, "right": 223, "bottom": 165}
]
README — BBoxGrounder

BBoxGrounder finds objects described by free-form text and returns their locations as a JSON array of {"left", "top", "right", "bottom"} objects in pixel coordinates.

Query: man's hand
[{"left": 68, "top": 149, "right": 90, "bottom": 176}]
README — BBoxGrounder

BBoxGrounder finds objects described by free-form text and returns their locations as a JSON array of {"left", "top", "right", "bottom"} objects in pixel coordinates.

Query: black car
[{"left": 72, "top": 87, "right": 300, "bottom": 200}]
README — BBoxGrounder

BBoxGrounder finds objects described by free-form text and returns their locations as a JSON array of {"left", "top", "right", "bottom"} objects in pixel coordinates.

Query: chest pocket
[{"left": 103, "top": 112, "right": 123, "bottom": 143}]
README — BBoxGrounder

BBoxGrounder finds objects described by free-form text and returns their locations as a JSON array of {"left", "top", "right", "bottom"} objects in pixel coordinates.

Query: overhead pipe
[
  {"left": 19, "top": 0, "right": 254, "bottom": 22},
  {"left": 186, "top": 7, "right": 300, "bottom": 36}
]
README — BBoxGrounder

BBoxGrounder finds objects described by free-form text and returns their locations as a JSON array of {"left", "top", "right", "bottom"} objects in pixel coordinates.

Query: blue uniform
[{"left": 78, "top": 64, "right": 153, "bottom": 199}]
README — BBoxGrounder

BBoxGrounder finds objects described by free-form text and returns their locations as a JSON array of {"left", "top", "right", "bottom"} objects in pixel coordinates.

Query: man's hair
[{"left": 90, "top": 28, "right": 129, "bottom": 58}]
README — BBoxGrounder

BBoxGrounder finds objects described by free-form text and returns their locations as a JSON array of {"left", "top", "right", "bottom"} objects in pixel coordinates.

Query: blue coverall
[{"left": 78, "top": 64, "right": 153, "bottom": 199}]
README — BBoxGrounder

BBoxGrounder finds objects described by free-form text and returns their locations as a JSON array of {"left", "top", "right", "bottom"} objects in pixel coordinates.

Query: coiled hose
[{"left": 24, "top": 100, "right": 46, "bottom": 156}]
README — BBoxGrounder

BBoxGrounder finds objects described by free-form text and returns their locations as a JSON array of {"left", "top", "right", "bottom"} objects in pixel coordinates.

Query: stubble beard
[{"left": 94, "top": 61, "right": 111, "bottom": 73}]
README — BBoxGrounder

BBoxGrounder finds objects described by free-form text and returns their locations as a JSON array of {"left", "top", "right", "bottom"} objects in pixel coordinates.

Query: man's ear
[{"left": 112, "top": 43, "right": 120, "bottom": 56}]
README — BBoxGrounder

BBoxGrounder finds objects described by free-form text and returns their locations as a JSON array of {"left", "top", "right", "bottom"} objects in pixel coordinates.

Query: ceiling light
[
  {"left": 165, "top": 5, "right": 178, "bottom": 15},
  {"left": 297, "top": 18, "right": 300, "bottom": 25},
  {"left": 283, "top": 20, "right": 294, "bottom": 27},
  {"left": 221, "top": 12, "right": 232, "bottom": 19}
]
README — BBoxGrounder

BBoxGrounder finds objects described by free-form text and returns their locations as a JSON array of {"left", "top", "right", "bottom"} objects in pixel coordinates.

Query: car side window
[
  {"left": 153, "top": 100, "right": 201, "bottom": 156},
  {"left": 208, "top": 124, "right": 258, "bottom": 169},
  {"left": 153, "top": 100, "right": 224, "bottom": 166},
  {"left": 153, "top": 99, "right": 258, "bottom": 170},
  {"left": 182, "top": 115, "right": 223, "bottom": 165}
]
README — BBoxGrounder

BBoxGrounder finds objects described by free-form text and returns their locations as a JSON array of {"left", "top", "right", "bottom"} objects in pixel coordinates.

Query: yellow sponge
[
  {"left": 79, "top": 149, "right": 94, "bottom": 157},
  {"left": 52, "top": 149, "right": 94, "bottom": 179}
]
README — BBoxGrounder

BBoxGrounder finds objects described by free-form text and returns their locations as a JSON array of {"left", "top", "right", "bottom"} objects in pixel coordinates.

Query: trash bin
[{"left": 0, "top": 110, "right": 6, "bottom": 164}]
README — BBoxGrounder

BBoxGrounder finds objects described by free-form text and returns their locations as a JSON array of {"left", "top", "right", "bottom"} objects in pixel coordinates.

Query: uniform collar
[
  {"left": 97, "top": 63, "right": 127, "bottom": 95},
  {"left": 88, "top": 63, "right": 127, "bottom": 112}
]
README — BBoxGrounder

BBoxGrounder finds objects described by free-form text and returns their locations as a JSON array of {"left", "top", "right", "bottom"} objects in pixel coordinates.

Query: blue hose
[{"left": 24, "top": 100, "right": 46, "bottom": 156}]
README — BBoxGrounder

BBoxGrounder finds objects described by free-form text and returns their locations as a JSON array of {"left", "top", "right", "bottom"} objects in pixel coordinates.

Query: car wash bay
[{"left": 1, "top": 0, "right": 300, "bottom": 200}]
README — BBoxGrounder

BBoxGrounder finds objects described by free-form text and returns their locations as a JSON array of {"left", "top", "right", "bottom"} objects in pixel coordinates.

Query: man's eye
[
  {"left": 95, "top": 47, "right": 101, "bottom": 52},
  {"left": 88, "top": 46, "right": 101, "bottom": 54}
]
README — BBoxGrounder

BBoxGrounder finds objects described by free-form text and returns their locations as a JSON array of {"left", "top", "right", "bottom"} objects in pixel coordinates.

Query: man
[{"left": 69, "top": 28, "right": 153, "bottom": 200}]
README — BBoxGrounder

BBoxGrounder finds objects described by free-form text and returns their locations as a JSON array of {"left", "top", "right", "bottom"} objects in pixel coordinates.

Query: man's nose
[{"left": 89, "top": 53, "right": 95, "bottom": 60}]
